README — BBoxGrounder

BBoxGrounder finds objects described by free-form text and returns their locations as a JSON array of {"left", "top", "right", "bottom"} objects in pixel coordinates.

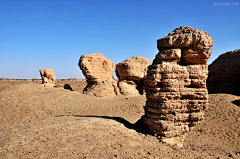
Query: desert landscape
[
  {"left": 1, "top": 0, "right": 239, "bottom": 158},
  {"left": 0, "top": 79, "right": 240, "bottom": 159},
  {"left": 1, "top": 27, "right": 240, "bottom": 159}
]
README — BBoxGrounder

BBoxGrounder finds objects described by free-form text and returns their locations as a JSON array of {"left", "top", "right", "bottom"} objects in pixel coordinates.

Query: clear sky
[{"left": 0, "top": 0, "right": 239, "bottom": 79}]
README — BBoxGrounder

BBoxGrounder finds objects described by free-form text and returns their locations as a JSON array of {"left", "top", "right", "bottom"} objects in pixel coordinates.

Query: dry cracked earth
[{"left": 0, "top": 79, "right": 240, "bottom": 159}]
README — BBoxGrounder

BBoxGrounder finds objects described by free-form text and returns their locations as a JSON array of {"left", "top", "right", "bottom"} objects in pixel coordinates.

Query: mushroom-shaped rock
[
  {"left": 116, "top": 56, "right": 151, "bottom": 96},
  {"left": 207, "top": 49, "right": 240, "bottom": 95},
  {"left": 78, "top": 53, "right": 119, "bottom": 97},
  {"left": 39, "top": 69, "right": 56, "bottom": 87},
  {"left": 141, "top": 26, "right": 213, "bottom": 147}
]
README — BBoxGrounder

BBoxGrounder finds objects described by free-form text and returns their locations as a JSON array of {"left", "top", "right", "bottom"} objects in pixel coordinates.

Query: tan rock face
[
  {"left": 141, "top": 26, "right": 213, "bottom": 146},
  {"left": 207, "top": 49, "right": 240, "bottom": 95},
  {"left": 157, "top": 26, "right": 213, "bottom": 65},
  {"left": 116, "top": 56, "right": 151, "bottom": 96},
  {"left": 78, "top": 53, "right": 119, "bottom": 97},
  {"left": 39, "top": 69, "right": 56, "bottom": 87}
]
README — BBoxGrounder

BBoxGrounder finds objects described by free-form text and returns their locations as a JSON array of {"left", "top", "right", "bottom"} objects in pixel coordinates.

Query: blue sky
[{"left": 0, "top": 0, "right": 239, "bottom": 79}]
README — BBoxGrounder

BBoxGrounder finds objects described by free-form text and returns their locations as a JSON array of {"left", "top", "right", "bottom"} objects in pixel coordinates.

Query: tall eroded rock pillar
[{"left": 141, "top": 26, "right": 213, "bottom": 146}]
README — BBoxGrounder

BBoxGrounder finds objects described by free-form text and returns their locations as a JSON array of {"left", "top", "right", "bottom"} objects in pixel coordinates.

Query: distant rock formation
[
  {"left": 39, "top": 69, "right": 56, "bottom": 87},
  {"left": 116, "top": 56, "right": 151, "bottom": 96},
  {"left": 207, "top": 49, "right": 240, "bottom": 95},
  {"left": 141, "top": 26, "right": 213, "bottom": 147},
  {"left": 78, "top": 53, "right": 119, "bottom": 97}
]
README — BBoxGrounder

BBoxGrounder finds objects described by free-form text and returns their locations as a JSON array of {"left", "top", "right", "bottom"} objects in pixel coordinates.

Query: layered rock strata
[
  {"left": 141, "top": 26, "right": 213, "bottom": 146},
  {"left": 39, "top": 69, "right": 56, "bottom": 87},
  {"left": 79, "top": 53, "right": 119, "bottom": 97},
  {"left": 207, "top": 49, "right": 240, "bottom": 95},
  {"left": 116, "top": 56, "right": 151, "bottom": 96}
]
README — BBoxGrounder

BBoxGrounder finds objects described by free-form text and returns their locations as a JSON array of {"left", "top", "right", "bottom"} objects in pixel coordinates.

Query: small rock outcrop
[
  {"left": 207, "top": 49, "right": 240, "bottom": 95},
  {"left": 116, "top": 56, "right": 151, "bottom": 96},
  {"left": 141, "top": 26, "right": 213, "bottom": 146},
  {"left": 56, "top": 84, "right": 73, "bottom": 91},
  {"left": 78, "top": 53, "right": 119, "bottom": 97},
  {"left": 39, "top": 69, "right": 56, "bottom": 87},
  {"left": 63, "top": 84, "right": 73, "bottom": 91}
]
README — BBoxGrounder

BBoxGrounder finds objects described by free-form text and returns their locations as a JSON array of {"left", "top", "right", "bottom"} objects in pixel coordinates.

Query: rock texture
[
  {"left": 116, "top": 56, "right": 151, "bottom": 96},
  {"left": 39, "top": 69, "right": 56, "bottom": 87},
  {"left": 207, "top": 49, "right": 240, "bottom": 95},
  {"left": 78, "top": 53, "right": 119, "bottom": 97},
  {"left": 141, "top": 26, "right": 213, "bottom": 146}
]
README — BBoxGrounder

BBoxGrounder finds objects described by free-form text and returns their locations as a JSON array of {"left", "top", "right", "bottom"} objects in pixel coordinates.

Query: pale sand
[{"left": 0, "top": 80, "right": 239, "bottom": 158}]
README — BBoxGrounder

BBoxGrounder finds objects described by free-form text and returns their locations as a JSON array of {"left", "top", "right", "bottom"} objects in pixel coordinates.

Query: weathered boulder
[
  {"left": 78, "top": 53, "right": 119, "bottom": 97},
  {"left": 64, "top": 84, "right": 73, "bottom": 91},
  {"left": 141, "top": 26, "right": 213, "bottom": 147},
  {"left": 207, "top": 49, "right": 240, "bottom": 95},
  {"left": 39, "top": 69, "right": 56, "bottom": 87},
  {"left": 116, "top": 56, "right": 151, "bottom": 96},
  {"left": 56, "top": 84, "right": 73, "bottom": 91}
]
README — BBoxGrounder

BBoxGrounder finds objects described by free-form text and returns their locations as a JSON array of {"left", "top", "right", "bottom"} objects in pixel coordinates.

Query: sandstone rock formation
[
  {"left": 141, "top": 26, "right": 213, "bottom": 146},
  {"left": 116, "top": 56, "right": 151, "bottom": 96},
  {"left": 39, "top": 69, "right": 56, "bottom": 87},
  {"left": 207, "top": 49, "right": 240, "bottom": 95},
  {"left": 78, "top": 53, "right": 119, "bottom": 97}
]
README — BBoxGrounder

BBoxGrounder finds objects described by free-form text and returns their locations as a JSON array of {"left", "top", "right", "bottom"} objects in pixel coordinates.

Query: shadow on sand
[
  {"left": 56, "top": 115, "right": 147, "bottom": 134},
  {"left": 209, "top": 91, "right": 240, "bottom": 96},
  {"left": 231, "top": 99, "right": 240, "bottom": 107}
]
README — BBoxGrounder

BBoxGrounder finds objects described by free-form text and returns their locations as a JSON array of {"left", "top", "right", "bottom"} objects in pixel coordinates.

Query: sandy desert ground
[{"left": 0, "top": 79, "right": 240, "bottom": 159}]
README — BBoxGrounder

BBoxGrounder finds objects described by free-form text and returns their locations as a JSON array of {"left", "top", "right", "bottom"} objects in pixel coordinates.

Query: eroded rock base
[
  {"left": 83, "top": 80, "right": 119, "bottom": 98},
  {"left": 142, "top": 64, "right": 208, "bottom": 146}
]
